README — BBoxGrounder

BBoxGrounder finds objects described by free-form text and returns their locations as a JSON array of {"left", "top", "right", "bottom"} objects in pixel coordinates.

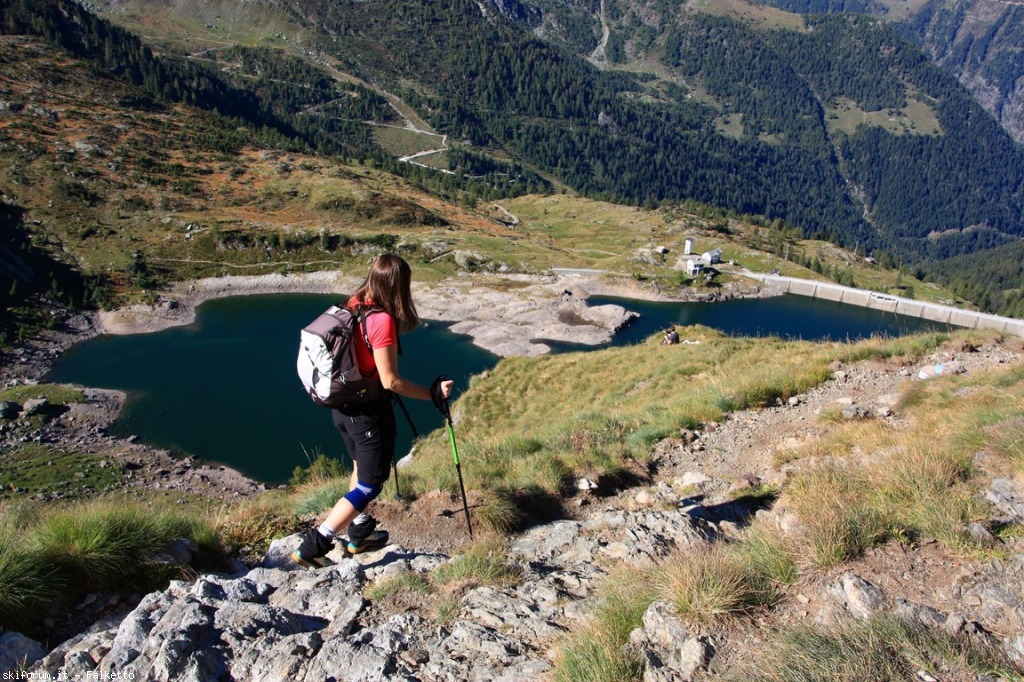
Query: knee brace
[{"left": 343, "top": 480, "right": 383, "bottom": 512}]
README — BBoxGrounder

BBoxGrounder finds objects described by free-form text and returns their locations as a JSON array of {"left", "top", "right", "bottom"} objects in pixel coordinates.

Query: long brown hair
[{"left": 350, "top": 254, "right": 420, "bottom": 333}]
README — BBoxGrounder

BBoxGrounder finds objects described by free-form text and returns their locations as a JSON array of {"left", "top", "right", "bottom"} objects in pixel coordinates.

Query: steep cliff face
[{"left": 902, "top": 0, "right": 1024, "bottom": 144}]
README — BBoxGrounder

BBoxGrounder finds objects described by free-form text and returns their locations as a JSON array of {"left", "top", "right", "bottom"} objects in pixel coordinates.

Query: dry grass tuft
[
  {"left": 552, "top": 565, "right": 655, "bottom": 682},
  {"left": 737, "top": 615, "right": 1023, "bottom": 682}
]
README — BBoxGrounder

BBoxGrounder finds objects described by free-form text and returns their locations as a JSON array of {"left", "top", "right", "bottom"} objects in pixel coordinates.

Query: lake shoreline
[
  {"left": 94, "top": 269, "right": 776, "bottom": 353},
  {"left": 1, "top": 269, "right": 774, "bottom": 500}
]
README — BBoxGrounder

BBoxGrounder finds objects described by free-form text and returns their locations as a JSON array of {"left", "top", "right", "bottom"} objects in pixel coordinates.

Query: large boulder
[
  {"left": 0, "top": 631, "right": 46, "bottom": 673},
  {"left": 0, "top": 401, "right": 20, "bottom": 420}
]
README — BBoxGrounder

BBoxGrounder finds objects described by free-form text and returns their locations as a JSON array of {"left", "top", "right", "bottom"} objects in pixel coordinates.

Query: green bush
[
  {"left": 553, "top": 567, "right": 654, "bottom": 682},
  {"left": 433, "top": 539, "right": 516, "bottom": 587},
  {"left": 34, "top": 505, "right": 219, "bottom": 588},
  {"left": 0, "top": 532, "right": 58, "bottom": 627}
]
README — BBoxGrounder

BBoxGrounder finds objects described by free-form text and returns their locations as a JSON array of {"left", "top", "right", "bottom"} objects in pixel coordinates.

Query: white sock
[
  {"left": 317, "top": 523, "right": 337, "bottom": 538},
  {"left": 352, "top": 513, "right": 370, "bottom": 526}
]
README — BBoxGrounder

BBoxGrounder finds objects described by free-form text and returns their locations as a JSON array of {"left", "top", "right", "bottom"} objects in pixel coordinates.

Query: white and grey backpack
[{"left": 297, "top": 305, "right": 385, "bottom": 408}]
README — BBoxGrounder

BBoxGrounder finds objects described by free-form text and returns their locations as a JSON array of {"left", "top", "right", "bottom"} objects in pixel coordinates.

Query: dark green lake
[{"left": 47, "top": 292, "right": 948, "bottom": 484}]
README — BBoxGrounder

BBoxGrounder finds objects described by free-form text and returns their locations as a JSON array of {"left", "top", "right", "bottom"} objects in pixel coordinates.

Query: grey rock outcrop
[
  {"left": 33, "top": 563, "right": 366, "bottom": 681},
  {"left": 20, "top": 397, "right": 48, "bottom": 417},
  {"left": 31, "top": 482, "right": 733, "bottom": 680},
  {"left": 628, "top": 601, "right": 711, "bottom": 681},
  {"left": 415, "top": 277, "right": 637, "bottom": 356}
]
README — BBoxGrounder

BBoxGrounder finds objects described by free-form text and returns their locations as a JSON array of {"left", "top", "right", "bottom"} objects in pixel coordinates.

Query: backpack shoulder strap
[
  {"left": 354, "top": 305, "right": 402, "bottom": 355},
  {"left": 354, "top": 304, "right": 381, "bottom": 350}
]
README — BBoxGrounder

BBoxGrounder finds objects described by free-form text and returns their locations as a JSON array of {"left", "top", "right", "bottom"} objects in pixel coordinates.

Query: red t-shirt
[{"left": 347, "top": 298, "right": 397, "bottom": 376}]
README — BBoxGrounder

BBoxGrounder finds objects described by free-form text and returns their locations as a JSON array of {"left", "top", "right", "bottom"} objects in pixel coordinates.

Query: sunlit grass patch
[
  {"left": 785, "top": 355, "right": 1024, "bottom": 565},
  {"left": 292, "top": 478, "right": 350, "bottom": 516},
  {"left": 290, "top": 451, "right": 348, "bottom": 486},
  {"left": 432, "top": 538, "right": 517, "bottom": 588},
  {"left": 408, "top": 538, "right": 521, "bottom": 626},
  {"left": 785, "top": 465, "right": 888, "bottom": 567},
  {"left": 732, "top": 526, "right": 798, "bottom": 587},
  {"left": 657, "top": 543, "right": 782, "bottom": 621},
  {"left": 835, "top": 331, "right": 949, "bottom": 364},
  {"left": 432, "top": 593, "right": 462, "bottom": 625},
  {"left": 554, "top": 621, "right": 645, "bottom": 682},
  {"left": 33, "top": 502, "right": 220, "bottom": 588},
  {"left": 365, "top": 571, "right": 431, "bottom": 601},
  {"left": 0, "top": 383, "right": 84, "bottom": 405},
  {"left": 552, "top": 565, "right": 655, "bottom": 682},
  {"left": 552, "top": 524, "right": 796, "bottom": 682},
  {"left": 867, "top": 442, "right": 984, "bottom": 550},
  {"left": 210, "top": 492, "right": 303, "bottom": 558},
  {"left": 402, "top": 330, "right": 1005, "bottom": 534},
  {"left": 988, "top": 416, "right": 1024, "bottom": 471},
  {"left": 0, "top": 444, "right": 125, "bottom": 501},
  {"left": 474, "top": 489, "right": 521, "bottom": 533},
  {"left": 0, "top": 499, "right": 226, "bottom": 629}
]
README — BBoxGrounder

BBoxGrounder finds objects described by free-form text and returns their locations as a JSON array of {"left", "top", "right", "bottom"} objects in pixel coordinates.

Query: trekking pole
[
  {"left": 391, "top": 394, "right": 420, "bottom": 500},
  {"left": 443, "top": 399, "right": 473, "bottom": 538},
  {"left": 432, "top": 377, "right": 473, "bottom": 538}
]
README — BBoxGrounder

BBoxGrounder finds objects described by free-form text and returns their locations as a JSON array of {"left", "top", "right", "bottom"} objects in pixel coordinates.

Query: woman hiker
[{"left": 293, "top": 254, "right": 453, "bottom": 567}]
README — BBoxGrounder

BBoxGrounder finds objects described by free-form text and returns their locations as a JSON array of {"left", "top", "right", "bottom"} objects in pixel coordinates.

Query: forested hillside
[
  {"left": 903, "top": 0, "right": 1024, "bottom": 144},
  {"left": 923, "top": 241, "right": 1024, "bottom": 319},
  {"left": 3, "top": 0, "right": 1024, "bottom": 318},
  {"left": 0, "top": 0, "right": 545, "bottom": 197},
  {"left": 513, "top": 1, "right": 1024, "bottom": 258},
  {"left": 757, "top": 0, "right": 1024, "bottom": 145},
  {"left": 222, "top": 0, "right": 1024, "bottom": 263}
]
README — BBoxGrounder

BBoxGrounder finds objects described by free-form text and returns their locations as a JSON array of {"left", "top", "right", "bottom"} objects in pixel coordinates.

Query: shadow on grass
[{"left": 505, "top": 488, "right": 573, "bottom": 533}]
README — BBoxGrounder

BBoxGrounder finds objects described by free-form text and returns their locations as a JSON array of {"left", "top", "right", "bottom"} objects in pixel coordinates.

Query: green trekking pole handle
[{"left": 432, "top": 376, "right": 472, "bottom": 538}]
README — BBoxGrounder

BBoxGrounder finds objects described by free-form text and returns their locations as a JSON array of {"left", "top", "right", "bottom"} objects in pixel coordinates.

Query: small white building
[
  {"left": 686, "top": 259, "right": 705, "bottom": 277},
  {"left": 684, "top": 238, "right": 694, "bottom": 255},
  {"left": 702, "top": 248, "right": 722, "bottom": 264}
]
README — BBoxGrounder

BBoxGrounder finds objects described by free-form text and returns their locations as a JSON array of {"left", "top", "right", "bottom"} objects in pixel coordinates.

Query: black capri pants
[{"left": 331, "top": 398, "right": 396, "bottom": 487}]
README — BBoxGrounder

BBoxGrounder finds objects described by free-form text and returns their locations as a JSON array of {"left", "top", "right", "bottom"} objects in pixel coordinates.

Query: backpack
[{"left": 297, "top": 305, "right": 386, "bottom": 408}]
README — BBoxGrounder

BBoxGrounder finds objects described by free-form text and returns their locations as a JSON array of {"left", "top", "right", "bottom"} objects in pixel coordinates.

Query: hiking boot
[
  {"left": 291, "top": 528, "right": 335, "bottom": 567},
  {"left": 346, "top": 516, "right": 389, "bottom": 555}
]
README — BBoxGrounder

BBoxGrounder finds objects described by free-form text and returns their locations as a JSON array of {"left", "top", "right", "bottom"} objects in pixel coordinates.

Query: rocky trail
[{"left": 24, "top": 338, "right": 1024, "bottom": 680}]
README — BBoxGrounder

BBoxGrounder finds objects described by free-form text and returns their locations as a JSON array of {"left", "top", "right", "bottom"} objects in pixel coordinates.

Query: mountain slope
[
  {"left": 520, "top": 2, "right": 1024, "bottom": 256},
  {"left": 73, "top": 0, "right": 1024, "bottom": 261},
  {"left": 3, "top": 0, "right": 1024, "bottom": 318}
]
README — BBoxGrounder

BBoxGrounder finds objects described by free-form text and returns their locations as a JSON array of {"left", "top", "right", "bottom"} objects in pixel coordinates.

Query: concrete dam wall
[{"left": 750, "top": 274, "right": 1024, "bottom": 338}]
